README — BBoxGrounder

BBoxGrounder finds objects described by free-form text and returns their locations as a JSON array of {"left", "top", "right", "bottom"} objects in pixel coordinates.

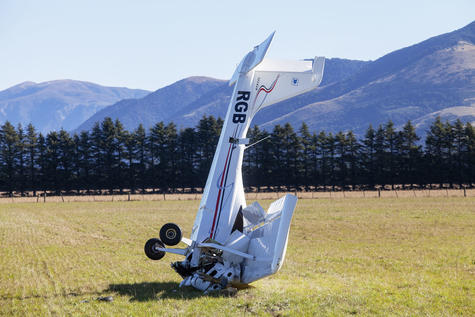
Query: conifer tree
[
  {"left": 425, "top": 117, "right": 445, "bottom": 187},
  {"left": 26, "top": 123, "right": 38, "bottom": 195},
  {"left": 0, "top": 122, "right": 19, "bottom": 195},
  {"left": 298, "top": 123, "right": 313, "bottom": 190},
  {"left": 58, "top": 129, "right": 74, "bottom": 193},
  {"left": 135, "top": 124, "right": 147, "bottom": 193},
  {"left": 398, "top": 121, "right": 421, "bottom": 187},
  {"left": 16, "top": 124, "right": 26, "bottom": 195},
  {"left": 177, "top": 127, "right": 197, "bottom": 191},
  {"left": 362, "top": 125, "right": 376, "bottom": 188}
]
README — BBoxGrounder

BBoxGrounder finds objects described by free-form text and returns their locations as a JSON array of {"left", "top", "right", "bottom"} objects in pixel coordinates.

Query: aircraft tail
[{"left": 229, "top": 31, "right": 275, "bottom": 86}]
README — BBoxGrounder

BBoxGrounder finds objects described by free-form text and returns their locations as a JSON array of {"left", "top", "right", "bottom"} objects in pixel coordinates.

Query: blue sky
[{"left": 0, "top": 0, "right": 473, "bottom": 91}]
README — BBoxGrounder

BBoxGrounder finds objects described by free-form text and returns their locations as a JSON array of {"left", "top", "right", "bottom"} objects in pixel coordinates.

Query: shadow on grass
[{"left": 105, "top": 281, "right": 245, "bottom": 301}]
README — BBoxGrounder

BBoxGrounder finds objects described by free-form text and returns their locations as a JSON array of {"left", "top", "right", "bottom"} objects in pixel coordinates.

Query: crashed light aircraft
[{"left": 144, "top": 32, "right": 325, "bottom": 292}]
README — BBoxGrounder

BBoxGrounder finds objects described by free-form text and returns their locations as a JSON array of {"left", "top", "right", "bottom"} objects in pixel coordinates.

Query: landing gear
[
  {"left": 159, "top": 223, "right": 182, "bottom": 246},
  {"left": 144, "top": 238, "right": 166, "bottom": 260}
]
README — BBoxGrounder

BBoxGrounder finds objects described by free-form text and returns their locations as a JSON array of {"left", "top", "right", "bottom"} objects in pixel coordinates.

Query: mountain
[
  {"left": 76, "top": 76, "right": 229, "bottom": 132},
  {"left": 257, "top": 21, "right": 475, "bottom": 135},
  {"left": 0, "top": 80, "right": 149, "bottom": 133},
  {"left": 76, "top": 58, "right": 370, "bottom": 132},
  {"left": 77, "top": 22, "right": 474, "bottom": 136}
]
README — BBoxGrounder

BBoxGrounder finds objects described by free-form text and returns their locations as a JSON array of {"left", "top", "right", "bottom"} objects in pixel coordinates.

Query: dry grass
[{"left": 0, "top": 197, "right": 474, "bottom": 316}]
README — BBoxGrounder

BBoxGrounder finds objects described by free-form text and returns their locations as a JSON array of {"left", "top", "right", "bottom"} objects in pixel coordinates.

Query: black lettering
[
  {"left": 234, "top": 101, "right": 248, "bottom": 112},
  {"left": 236, "top": 91, "right": 250, "bottom": 101},
  {"left": 232, "top": 114, "right": 246, "bottom": 123}
]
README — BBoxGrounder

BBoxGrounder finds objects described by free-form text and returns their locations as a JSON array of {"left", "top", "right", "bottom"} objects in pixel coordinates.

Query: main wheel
[
  {"left": 159, "top": 223, "right": 182, "bottom": 246},
  {"left": 144, "top": 238, "right": 165, "bottom": 260}
]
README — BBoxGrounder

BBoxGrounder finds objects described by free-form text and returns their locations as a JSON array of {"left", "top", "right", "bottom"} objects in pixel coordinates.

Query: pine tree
[
  {"left": 114, "top": 119, "right": 127, "bottom": 193},
  {"left": 398, "top": 121, "right": 421, "bottom": 187},
  {"left": 196, "top": 116, "right": 221, "bottom": 188},
  {"left": 45, "top": 131, "right": 60, "bottom": 193},
  {"left": 270, "top": 125, "right": 285, "bottom": 190},
  {"left": 335, "top": 131, "right": 347, "bottom": 187},
  {"left": 16, "top": 124, "right": 26, "bottom": 195},
  {"left": 0, "top": 122, "right": 19, "bottom": 195},
  {"left": 78, "top": 131, "right": 92, "bottom": 193},
  {"left": 345, "top": 131, "right": 360, "bottom": 188},
  {"left": 384, "top": 121, "right": 398, "bottom": 189},
  {"left": 58, "top": 129, "right": 74, "bottom": 193},
  {"left": 464, "top": 123, "right": 475, "bottom": 186},
  {"left": 121, "top": 130, "right": 135, "bottom": 193},
  {"left": 243, "top": 125, "right": 260, "bottom": 189},
  {"left": 135, "top": 124, "right": 147, "bottom": 193},
  {"left": 325, "top": 132, "right": 336, "bottom": 190},
  {"left": 374, "top": 125, "right": 385, "bottom": 187},
  {"left": 362, "top": 125, "right": 376, "bottom": 188},
  {"left": 298, "top": 123, "right": 313, "bottom": 190},
  {"left": 177, "top": 127, "right": 197, "bottom": 192},
  {"left": 149, "top": 122, "right": 166, "bottom": 192},
  {"left": 36, "top": 134, "right": 47, "bottom": 192},
  {"left": 90, "top": 122, "right": 103, "bottom": 191},
  {"left": 315, "top": 131, "right": 327, "bottom": 188},
  {"left": 101, "top": 118, "right": 118, "bottom": 194},
  {"left": 425, "top": 117, "right": 445, "bottom": 187},
  {"left": 26, "top": 123, "right": 38, "bottom": 195},
  {"left": 164, "top": 122, "right": 178, "bottom": 192},
  {"left": 72, "top": 134, "right": 81, "bottom": 193}
]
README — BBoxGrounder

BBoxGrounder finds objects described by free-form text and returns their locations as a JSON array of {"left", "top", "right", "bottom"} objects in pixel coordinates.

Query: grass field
[{"left": 0, "top": 197, "right": 474, "bottom": 316}]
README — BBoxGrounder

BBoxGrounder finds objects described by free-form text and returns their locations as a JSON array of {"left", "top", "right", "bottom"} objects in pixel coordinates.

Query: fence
[{"left": 0, "top": 188, "right": 474, "bottom": 204}]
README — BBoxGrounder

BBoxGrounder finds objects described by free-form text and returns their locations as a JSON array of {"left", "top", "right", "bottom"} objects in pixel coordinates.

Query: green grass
[{"left": 0, "top": 197, "right": 474, "bottom": 316}]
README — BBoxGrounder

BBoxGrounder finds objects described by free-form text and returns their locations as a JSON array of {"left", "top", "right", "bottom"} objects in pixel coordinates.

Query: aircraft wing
[{"left": 249, "top": 57, "right": 324, "bottom": 114}]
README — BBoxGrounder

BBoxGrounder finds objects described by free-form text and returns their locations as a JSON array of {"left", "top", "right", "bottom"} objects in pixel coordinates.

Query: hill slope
[
  {"left": 258, "top": 21, "right": 475, "bottom": 135},
  {"left": 76, "top": 76, "right": 228, "bottom": 132},
  {"left": 76, "top": 59, "right": 369, "bottom": 132},
  {"left": 0, "top": 80, "right": 149, "bottom": 133}
]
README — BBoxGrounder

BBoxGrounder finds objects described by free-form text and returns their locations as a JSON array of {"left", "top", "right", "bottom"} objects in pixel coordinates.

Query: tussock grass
[{"left": 0, "top": 198, "right": 474, "bottom": 316}]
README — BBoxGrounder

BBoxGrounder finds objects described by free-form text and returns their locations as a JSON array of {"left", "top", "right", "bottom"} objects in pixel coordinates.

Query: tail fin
[{"left": 229, "top": 31, "right": 275, "bottom": 86}]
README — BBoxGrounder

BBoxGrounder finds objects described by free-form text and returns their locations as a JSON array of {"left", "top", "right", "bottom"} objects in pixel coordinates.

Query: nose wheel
[
  {"left": 144, "top": 238, "right": 166, "bottom": 260},
  {"left": 159, "top": 223, "right": 182, "bottom": 246}
]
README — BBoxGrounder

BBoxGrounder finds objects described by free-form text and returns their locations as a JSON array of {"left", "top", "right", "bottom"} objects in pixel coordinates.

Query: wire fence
[{"left": 1, "top": 188, "right": 474, "bottom": 204}]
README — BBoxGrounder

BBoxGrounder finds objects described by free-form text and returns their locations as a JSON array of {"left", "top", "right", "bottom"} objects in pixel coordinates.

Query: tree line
[{"left": 0, "top": 116, "right": 473, "bottom": 196}]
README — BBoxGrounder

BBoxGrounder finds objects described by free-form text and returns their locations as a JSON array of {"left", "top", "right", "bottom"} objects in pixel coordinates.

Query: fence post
[
  {"left": 43, "top": 191, "right": 46, "bottom": 203},
  {"left": 464, "top": 188, "right": 467, "bottom": 197},
  {"left": 128, "top": 193, "right": 131, "bottom": 201},
  {"left": 378, "top": 189, "right": 381, "bottom": 198}
]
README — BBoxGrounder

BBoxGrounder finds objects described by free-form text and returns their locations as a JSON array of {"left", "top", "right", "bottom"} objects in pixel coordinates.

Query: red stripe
[
  {"left": 209, "top": 143, "right": 233, "bottom": 238},
  {"left": 255, "top": 76, "right": 279, "bottom": 100}
]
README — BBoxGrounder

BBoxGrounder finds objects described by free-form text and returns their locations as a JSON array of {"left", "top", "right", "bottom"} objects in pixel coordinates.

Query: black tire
[
  {"left": 144, "top": 238, "right": 165, "bottom": 260},
  {"left": 159, "top": 223, "right": 182, "bottom": 246}
]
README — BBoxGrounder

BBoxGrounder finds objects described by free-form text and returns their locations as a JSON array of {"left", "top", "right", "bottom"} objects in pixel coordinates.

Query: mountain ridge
[
  {"left": 2, "top": 21, "right": 474, "bottom": 136},
  {"left": 0, "top": 80, "right": 150, "bottom": 133}
]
